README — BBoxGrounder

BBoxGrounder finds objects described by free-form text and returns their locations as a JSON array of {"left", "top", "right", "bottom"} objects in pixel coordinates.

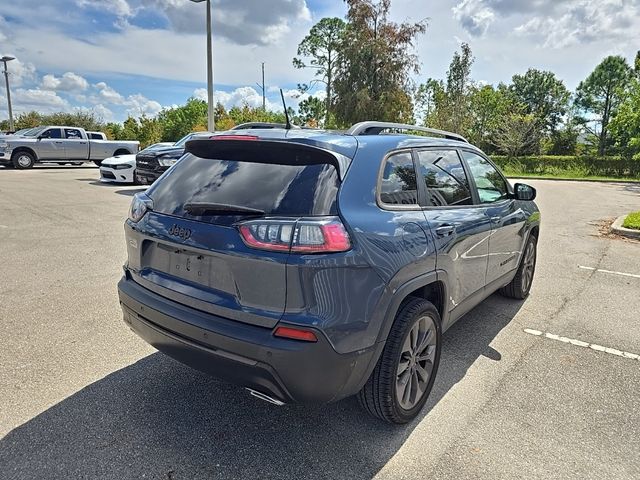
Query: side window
[
  {"left": 41, "top": 128, "right": 62, "bottom": 139},
  {"left": 379, "top": 152, "right": 418, "bottom": 206},
  {"left": 462, "top": 151, "right": 509, "bottom": 203},
  {"left": 65, "top": 128, "right": 83, "bottom": 139},
  {"left": 416, "top": 150, "right": 473, "bottom": 207}
]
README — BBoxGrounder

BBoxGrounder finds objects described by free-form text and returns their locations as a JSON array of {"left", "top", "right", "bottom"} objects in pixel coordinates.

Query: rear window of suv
[{"left": 148, "top": 152, "right": 340, "bottom": 223}]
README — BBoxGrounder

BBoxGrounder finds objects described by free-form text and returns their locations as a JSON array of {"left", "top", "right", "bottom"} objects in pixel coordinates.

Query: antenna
[{"left": 280, "top": 89, "right": 292, "bottom": 130}]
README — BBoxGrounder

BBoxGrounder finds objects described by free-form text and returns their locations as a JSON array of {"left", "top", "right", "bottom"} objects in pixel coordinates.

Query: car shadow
[
  {"left": 0, "top": 294, "right": 523, "bottom": 479},
  {"left": 115, "top": 188, "right": 147, "bottom": 196}
]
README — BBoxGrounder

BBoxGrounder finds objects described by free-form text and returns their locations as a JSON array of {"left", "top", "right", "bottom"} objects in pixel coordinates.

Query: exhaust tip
[{"left": 246, "top": 388, "right": 285, "bottom": 406}]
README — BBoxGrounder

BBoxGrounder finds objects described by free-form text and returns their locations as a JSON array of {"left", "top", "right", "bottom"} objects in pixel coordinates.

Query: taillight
[{"left": 238, "top": 217, "right": 351, "bottom": 254}]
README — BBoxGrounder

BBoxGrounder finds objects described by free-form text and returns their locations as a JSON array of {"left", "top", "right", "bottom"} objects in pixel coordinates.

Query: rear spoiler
[{"left": 185, "top": 139, "right": 350, "bottom": 180}]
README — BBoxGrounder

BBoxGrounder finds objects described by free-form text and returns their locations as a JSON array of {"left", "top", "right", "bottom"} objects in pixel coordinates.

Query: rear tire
[
  {"left": 500, "top": 234, "right": 537, "bottom": 299},
  {"left": 12, "top": 151, "right": 35, "bottom": 169},
  {"left": 358, "top": 298, "right": 442, "bottom": 424},
  {"left": 72, "top": 162, "right": 83, "bottom": 166}
]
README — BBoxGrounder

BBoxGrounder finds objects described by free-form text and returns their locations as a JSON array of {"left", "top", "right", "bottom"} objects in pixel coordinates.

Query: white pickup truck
[{"left": 0, "top": 126, "right": 139, "bottom": 169}]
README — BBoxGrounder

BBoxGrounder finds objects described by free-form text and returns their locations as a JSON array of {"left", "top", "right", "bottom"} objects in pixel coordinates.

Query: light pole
[
  {"left": 1, "top": 56, "right": 15, "bottom": 132},
  {"left": 190, "top": 0, "right": 215, "bottom": 131}
]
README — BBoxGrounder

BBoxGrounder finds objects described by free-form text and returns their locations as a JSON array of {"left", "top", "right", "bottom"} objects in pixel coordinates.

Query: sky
[{"left": 0, "top": 0, "right": 638, "bottom": 123}]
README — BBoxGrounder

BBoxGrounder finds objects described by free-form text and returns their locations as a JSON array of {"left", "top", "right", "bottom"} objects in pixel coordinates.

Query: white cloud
[
  {"left": 94, "top": 81, "right": 126, "bottom": 104},
  {"left": 515, "top": 0, "right": 640, "bottom": 48},
  {"left": 193, "top": 85, "right": 325, "bottom": 113},
  {"left": 41, "top": 72, "right": 89, "bottom": 91},
  {"left": 76, "top": 0, "right": 133, "bottom": 17},
  {"left": 452, "top": 0, "right": 496, "bottom": 37},
  {"left": 125, "top": 93, "right": 162, "bottom": 117},
  {"left": 0, "top": 56, "right": 37, "bottom": 87},
  {"left": 0, "top": 88, "right": 69, "bottom": 115}
]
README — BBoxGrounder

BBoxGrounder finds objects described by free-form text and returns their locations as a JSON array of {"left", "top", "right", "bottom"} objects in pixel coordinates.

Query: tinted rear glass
[{"left": 148, "top": 153, "right": 339, "bottom": 223}]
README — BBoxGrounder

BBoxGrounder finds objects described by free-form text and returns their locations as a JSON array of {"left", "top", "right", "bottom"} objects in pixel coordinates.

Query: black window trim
[
  {"left": 376, "top": 148, "right": 422, "bottom": 211},
  {"left": 458, "top": 147, "right": 513, "bottom": 206},
  {"left": 42, "top": 128, "right": 62, "bottom": 139},
  {"left": 413, "top": 146, "right": 482, "bottom": 210}
]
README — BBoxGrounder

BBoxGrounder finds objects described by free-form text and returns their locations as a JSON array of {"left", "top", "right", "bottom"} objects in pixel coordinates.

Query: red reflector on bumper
[{"left": 273, "top": 326, "right": 318, "bottom": 342}]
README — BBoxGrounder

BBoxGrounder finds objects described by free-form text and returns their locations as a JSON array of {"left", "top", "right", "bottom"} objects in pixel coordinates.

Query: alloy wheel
[{"left": 395, "top": 315, "right": 438, "bottom": 410}]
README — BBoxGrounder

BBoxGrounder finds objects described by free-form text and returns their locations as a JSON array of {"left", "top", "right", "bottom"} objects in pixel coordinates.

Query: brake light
[
  {"left": 210, "top": 135, "right": 259, "bottom": 141},
  {"left": 238, "top": 217, "right": 351, "bottom": 254},
  {"left": 273, "top": 326, "right": 318, "bottom": 342}
]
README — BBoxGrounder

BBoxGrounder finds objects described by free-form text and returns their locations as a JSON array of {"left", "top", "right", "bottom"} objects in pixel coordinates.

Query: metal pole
[
  {"left": 262, "top": 62, "right": 265, "bottom": 111},
  {"left": 206, "top": 0, "right": 215, "bottom": 131},
  {"left": 2, "top": 61, "right": 14, "bottom": 132}
]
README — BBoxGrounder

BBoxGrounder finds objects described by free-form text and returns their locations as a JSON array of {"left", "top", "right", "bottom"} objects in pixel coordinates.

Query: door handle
[
  {"left": 55, "top": 141, "right": 63, "bottom": 144},
  {"left": 435, "top": 225, "right": 456, "bottom": 237},
  {"left": 490, "top": 216, "right": 501, "bottom": 223}
]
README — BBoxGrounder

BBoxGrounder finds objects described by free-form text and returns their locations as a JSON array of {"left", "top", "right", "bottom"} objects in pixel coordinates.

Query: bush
[{"left": 491, "top": 155, "right": 640, "bottom": 179}]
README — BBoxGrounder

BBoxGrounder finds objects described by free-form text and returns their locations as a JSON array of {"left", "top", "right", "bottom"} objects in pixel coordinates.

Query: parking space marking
[
  {"left": 578, "top": 265, "right": 640, "bottom": 279},
  {"left": 524, "top": 328, "right": 640, "bottom": 361}
]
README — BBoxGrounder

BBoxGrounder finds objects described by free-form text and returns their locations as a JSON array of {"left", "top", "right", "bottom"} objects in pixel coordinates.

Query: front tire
[
  {"left": 12, "top": 151, "right": 35, "bottom": 169},
  {"left": 358, "top": 298, "right": 442, "bottom": 424},
  {"left": 500, "top": 234, "right": 537, "bottom": 299}
]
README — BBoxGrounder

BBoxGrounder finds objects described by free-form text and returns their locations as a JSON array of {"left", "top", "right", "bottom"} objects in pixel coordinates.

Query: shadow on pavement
[
  {"left": 114, "top": 188, "right": 147, "bottom": 196},
  {"left": 0, "top": 294, "right": 523, "bottom": 480}
]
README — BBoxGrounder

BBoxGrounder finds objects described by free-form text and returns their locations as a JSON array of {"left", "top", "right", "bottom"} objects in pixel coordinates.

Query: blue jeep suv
[{"left": 118, "top": 121, "right": 540, "bottom": 424}]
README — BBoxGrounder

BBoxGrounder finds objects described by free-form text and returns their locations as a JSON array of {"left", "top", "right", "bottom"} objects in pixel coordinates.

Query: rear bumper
[{"left": 118, "top": 273, "right": 378, "bottom": 404}]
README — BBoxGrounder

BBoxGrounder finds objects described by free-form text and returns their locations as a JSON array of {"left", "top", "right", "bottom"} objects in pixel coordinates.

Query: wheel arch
[
  {"left": 11, "top": 147, "right": 38, "bottom": 161},
  {"left": 376, "top": 271, "right": 449, "bottom": 345}
]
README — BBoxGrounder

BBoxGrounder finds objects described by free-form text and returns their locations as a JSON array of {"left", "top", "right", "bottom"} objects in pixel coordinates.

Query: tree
[
  {"left": 293, "top": 17, "right": 346, "bottom": 126},
  {"left": 333, "top": 0, "right": 427, "bottom": 126},
  {"left": 609, "top": 78, "right": 640, "bottom": 159},
  {"left": 468, "top": 84, "right": 516, "bottom": 152},
  {"left": 575, "top": 56, "right": 633, "bottom": 156},
  {"left": 445, "top": 43, "right": 474, "bottom": 132},
  {"left": 297, "top": 96, "right": 326, "bottom": 127},
  {"left": 491, "top": 114, "right": 540, "bottom": 157},
  {"left": 157, "top": 97, "right": 208, "bottom": 141},
  {"left": 510, "top": 69, "right": 570, "bottom": 134}
]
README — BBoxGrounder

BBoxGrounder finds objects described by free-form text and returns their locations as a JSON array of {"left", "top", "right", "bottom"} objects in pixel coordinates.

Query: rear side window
[
  {"left": 379, "top": 152, "right": 418, "bottom": 206},
  {"left": 65, "top": 128, "right": 83, "bottom": 139},
  {"left": 417, "top": 150, "right": 472, "bottom": 207},
  {"left": 148, "top": 153, "right": 339, "bottom": 223}
]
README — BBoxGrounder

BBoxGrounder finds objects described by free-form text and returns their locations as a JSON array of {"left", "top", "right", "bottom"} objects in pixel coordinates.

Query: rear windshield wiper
[{"left": 184, "top": 202, "right": 265, "bottom": 217}]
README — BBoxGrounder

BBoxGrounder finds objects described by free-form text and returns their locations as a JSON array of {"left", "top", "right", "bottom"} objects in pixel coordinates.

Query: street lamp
[
  {"left": 190, "top": 0, "right": 215, "bottom": 131},
  {"left": 1, "top": 55, "right": 15, "bottom": 132}
]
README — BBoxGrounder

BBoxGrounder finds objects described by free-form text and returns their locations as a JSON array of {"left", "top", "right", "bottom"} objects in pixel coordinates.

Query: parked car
[
  {"left": 87, "top": 131, "right": 107, "bottom": 140},
  {"left": 135, "top": 131, "right": 213, "bottom": 184},
  {"left": 100, "top": 142, "right": 172, "bottom": 184},
  {"left": 0, "top": 126, "right": 139, "bottom": 169},
  {"left": 118, "top": 121, "right": 540, "bottom": 424}
]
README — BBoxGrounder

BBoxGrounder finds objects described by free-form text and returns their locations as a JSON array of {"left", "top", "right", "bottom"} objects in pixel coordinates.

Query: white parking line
[
  {"left": 578, "top": 265, "right": 640, "bottom": 279},
  {"left": 524, "top": 328, "right": 640, "bottom": 361}
]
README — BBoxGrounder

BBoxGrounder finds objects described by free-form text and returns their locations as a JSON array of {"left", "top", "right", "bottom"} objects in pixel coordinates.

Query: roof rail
[
  {"left": 231, "top": 122, "right": 300, "bottom": 130},
  {"left": 346, "top": 121, "right": 468, "bottom": 143}
]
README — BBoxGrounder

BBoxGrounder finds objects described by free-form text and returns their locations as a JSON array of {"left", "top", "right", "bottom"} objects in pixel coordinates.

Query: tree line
[{"left": 3, "top": 0, "right": 639, "bottom": 159}]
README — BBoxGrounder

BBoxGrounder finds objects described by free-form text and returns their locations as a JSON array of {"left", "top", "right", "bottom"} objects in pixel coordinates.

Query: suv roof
[{"left": 211, "top": 121, "right": 479, "bottom": 160}]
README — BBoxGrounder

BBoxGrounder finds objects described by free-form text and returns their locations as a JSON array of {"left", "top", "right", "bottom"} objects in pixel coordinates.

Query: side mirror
[{"left": 513, "top": 183, "right": 536, "bottom": 201}]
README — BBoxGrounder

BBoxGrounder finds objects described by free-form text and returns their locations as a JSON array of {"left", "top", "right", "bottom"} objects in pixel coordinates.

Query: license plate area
[{"left": 142, "top": 242, "right": 234, "bottom": 292}]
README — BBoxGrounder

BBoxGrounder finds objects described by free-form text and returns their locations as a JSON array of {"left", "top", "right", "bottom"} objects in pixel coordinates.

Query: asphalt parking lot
[{"left": 1, "top": 166, "right": 639, "bottom": 479}]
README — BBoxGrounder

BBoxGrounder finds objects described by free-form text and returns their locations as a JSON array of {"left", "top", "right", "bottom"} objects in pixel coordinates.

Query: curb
[
  {"left": 506, "top": 177, "right": 640, "bottom": 185},
  {"left": 611, "top": 215, "right": 640, "bottom": 240}
]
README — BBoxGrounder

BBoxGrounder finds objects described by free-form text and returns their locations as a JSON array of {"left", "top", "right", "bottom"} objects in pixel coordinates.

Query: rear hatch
[{"left": 129, "top": 137, "right": 346, "bottom": 328}]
